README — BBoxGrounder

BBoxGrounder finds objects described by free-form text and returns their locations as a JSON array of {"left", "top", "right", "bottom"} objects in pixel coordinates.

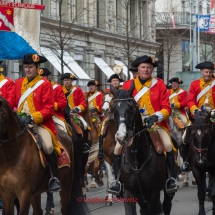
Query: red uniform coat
[
  {"left": 62, "top": 85, "right": 86, "bottom": 116},
  {"left": 122, "top": 76, "right": 171, "bottom": 130},
  {"left": 188, "top": 77, "right": 215, "bottom": 114},
  {"left": 86, "top": 90, "right": 103, "bottom": 114},
  {"left": 51, "top": 82, "right": 67, "bottom": 120},
  {"left": 0, "top": 75, "right": 15, "bottom": 109},
  {"left": 122, "top": 79, "right": 134, "bottom": 90},
  {"left": 167, "top": 88, "right": 187, "bottom": 116},
  {"left": 15, "top": 75, "right": 61, "bottom": 155}
]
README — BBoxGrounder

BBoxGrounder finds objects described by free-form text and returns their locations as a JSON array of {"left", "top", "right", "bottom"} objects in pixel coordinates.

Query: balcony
[{"left": 156, "top": 12, "right": 191, "bottom": 27}]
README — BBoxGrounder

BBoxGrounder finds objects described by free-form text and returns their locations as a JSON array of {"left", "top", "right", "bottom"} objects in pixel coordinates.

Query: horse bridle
[
  {"left": 0, "top": 107, "right": 27, "bottom": 145},
  {"left": 191, "top": 116, "right": 212, "bottom": 156}
]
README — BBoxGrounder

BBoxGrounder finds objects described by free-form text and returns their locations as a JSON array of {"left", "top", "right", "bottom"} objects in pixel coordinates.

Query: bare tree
[
  {"left": 100, "top": 0, "right": 156, "bottom": 80},
  {"left": 156, "top": 12, "right": 189, "bottom": 83},
  {"left": 42, "top": 0, "right": 94, "bottom": 74}
]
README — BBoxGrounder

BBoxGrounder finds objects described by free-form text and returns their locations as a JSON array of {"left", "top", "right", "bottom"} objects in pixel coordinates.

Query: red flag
[
  {"left": 170, "top": 13, "right": 176, "bottom": 29},
  {"left": 0, "top": 7, "right": 14, "bottom": 31},
  {"left": 211, "top": 0, "right": 214, "bottom": 10}
]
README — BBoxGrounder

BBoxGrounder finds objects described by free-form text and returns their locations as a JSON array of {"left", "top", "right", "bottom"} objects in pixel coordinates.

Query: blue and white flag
[
  {"left": 196, "top": 14, "right": 211, "bottom": 32},
  {"left": 0, "top": 1, "right": 45, "bottom": 60}
]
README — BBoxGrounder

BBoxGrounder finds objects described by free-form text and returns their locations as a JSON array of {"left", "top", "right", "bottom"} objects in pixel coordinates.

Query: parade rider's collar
[
  {"left": 23, "top": 74, "right": 42, "bottom": 89},
  {"left": 49, "top": 79, "right": 55, "bottom": 86},
  {"left": 63, "top": 84, "right": 74, "bottom": 93},
  {"left": 135, "top": 76, "right": 153, "bottom": 91},
  {"left": 200, "top": 77, "right": 214, "bottom": 88},
  {"left": 171, "top": 87, "right": 181, "bottom": 94},
  {"left": 0, "top": 74, "right": 5, "bottom": 82},
  {"left": 89, "top": 90, "right": 97, "bottom": 96}
]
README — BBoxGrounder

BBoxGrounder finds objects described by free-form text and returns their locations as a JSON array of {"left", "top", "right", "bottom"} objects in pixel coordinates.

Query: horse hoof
[
  {"left": 105, "top": 202, "right": 112, "bottom": 206},
  {"left": 50, "top": 209, "right": 54, "bottom": 215},
  {"left": 178, "top": 174, "right": 184, "bottom": 181},
  {"left": 90, "top": 184, "right": 96, "bottom": 188},
  {"left": 205, "top": 196, "right": 211, "bottom": 202},
  {"left": 192, "top": 180, "right": 197, "bottom": 185},
  {"left": 182, "top": 182, "right": 189, "bottom": 187}
]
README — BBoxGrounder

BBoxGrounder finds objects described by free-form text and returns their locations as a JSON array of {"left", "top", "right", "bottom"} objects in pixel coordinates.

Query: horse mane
[
  {"left": 117, "top": 89, "right": 130, "bottom": 99},
  {"left": 195, "top": 110, "right": 207, "bottom": 130}
]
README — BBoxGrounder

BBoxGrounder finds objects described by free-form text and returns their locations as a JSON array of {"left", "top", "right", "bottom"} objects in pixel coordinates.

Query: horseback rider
[
  {"left": 0, "top": 61, "right": 15, "bottom": 109},
  {"left": 168, "top": 77, "right": 189, "bottom": 127},
  {"left": 61, "top": 73, "right": 89, "bottom": 153},
  {"left": 97, "top": 74, "right": 124, "bottom": 159},
  {"left": 86, "top": 80, "right": 103, "bottom": 123},
  {"left": 109, "top": 55, "right": 178, "bottom": 194},
  {"left": 39, "top": 68, "right": 72, "bottom": 136},
  {"left": 183, "top": 61, "right": 215, "bottom": 171},
  {"left": 14, "top": 54, "right": 61, "bottom": 192}
]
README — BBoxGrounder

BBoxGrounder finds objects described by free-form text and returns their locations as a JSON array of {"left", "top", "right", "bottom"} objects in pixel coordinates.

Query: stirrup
[
  {"left": 181, "top": 162, "right": 190, "bottom": 172},
  {"left": 165, "top": 177, "right": 178, "bottom": 194},
  {"left": 108, "top": 180, "right": 121, "bottom": 195},
  {"left": 48, "top": 177, "right": 61, "bottom": 193}
]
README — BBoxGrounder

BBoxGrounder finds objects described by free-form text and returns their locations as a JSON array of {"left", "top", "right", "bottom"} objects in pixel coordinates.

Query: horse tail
[{"left": 70, "top": 124, "right": 91, "bottom": 215}]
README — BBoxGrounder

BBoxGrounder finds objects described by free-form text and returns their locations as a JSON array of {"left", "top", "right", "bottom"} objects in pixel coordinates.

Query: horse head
[
  {"left": 102, "top": 92, "right": 114, "bottom": 115},
  {"left": 111, "top": 85, "right": 141, "bottom": 147},
  {"left": 190, "top": 110, "right": 211, "bottom": 167}
]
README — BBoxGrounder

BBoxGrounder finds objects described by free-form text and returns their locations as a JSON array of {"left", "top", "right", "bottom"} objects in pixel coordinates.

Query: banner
[
  {"left": 170, "top": 13, "right": 176, "bottom": 29},
  {"left": 0, "top": 2, "right": 45, "bottom": 60},
  {"left": 196, "top": 15, "right": 211, "bottom": 32},
  {"left": 207, "top": 15, "right": 215, "bottom": 34}
]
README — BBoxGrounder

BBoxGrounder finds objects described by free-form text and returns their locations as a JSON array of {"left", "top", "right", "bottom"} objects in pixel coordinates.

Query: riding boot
[
  {"left": 108, "top": 155, "right": 121, "bottom": 195},
  {"left": 166, "top": 150, "right": 178, "bottom": 193},
  {"left": 181, "top": 144, "right": 190, "bottom": 172},
  {"left": 83, "top": 129, "right": 89, "bottom": 154},
  {"left": 46, "top": 151, "right": 61, "bottom": 192},
  {"left": 97, "top": 135, "right": 104, "bottom": 160}
]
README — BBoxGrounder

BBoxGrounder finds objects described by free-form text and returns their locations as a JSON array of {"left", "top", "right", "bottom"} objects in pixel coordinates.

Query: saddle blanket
[{"left": 27, "top": 129, "right": 70, "bottom": 168}]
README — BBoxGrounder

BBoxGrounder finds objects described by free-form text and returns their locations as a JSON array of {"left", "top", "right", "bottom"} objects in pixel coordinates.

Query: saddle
[
  {"left": 173, "top": 117, "right": 184, "bottom": 130},
  {"left": 149, "top": 131, "right": 166, "bottom": 154},
  {"left": 27, "top": 128, "right": 70, "bottom": 168}
]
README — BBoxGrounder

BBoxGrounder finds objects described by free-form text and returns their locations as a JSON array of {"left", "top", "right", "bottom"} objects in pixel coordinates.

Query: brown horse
[
  {"left": 101, "top": 91, "right": 118, "bottom": 206},
  {"left": 83, "top": 93, "right": 104, "bottom": 190},
  {"left": 0, "top": 97, "right": 90, "bottom": 215}
]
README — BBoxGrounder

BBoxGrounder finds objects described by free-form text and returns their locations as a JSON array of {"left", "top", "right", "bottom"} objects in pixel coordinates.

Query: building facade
[{"left": 2, "top": 0, "right": 160, "bottom": 91}]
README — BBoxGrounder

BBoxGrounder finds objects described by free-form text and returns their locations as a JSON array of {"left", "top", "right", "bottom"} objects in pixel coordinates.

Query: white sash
[
  {"left": 196, "top": 80, "right": 215, "bottom": 102},
  {"left": 88, "top": 91, "right": 101, "bottom": 103},
  {"left": 0, "top": 79, "right": 8, "bottom": 89},
  {"left": 18, "top": 80, "right": 45, "bottom": 108},
  {"left": 169, "top": 89, "right": 184, "bottom": 100},
  {"left": 67, "top": 87, "right": 77, "bottom": 98},
  {"left": 134, "top": 78, "right": 158, "bottom": 102},
  {"left": 53, "top": 84, "right": 58, "bottom": 90}
]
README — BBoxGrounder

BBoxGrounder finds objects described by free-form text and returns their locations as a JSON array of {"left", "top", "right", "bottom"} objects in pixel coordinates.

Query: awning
[
  {"left": 41, "top": 47, "right": 75, "bottom": 76},
  {"left": 57, "top": 50, "right": 90, "bottom": 80},
  {"left": 94, "top": 57, "right": 114, "bottom": 78},
  {"left": 114, "top": 60, "right": 132, "bottom": 78}
]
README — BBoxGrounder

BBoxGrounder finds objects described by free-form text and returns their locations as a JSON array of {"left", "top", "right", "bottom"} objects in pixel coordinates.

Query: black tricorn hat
[
  {"left": 195, "top": 61, "right": 215, "bottom": 70},
  {"left": 169, "top": 77, "right": 183, "bottom": 84},
  {"left": 87, "top": 80, "right": 101, "bottom": 87},
  {"left": 61, "top": 72, "right": 78, "bottom": 80},
  {"left": 132, "top": 55, "right": 158, "bottom": 68},
  {"left": 23, "top": 54, "right": 47, "bottom": 64},
  {"left": 129, "top": 66, "right": 138, "bottom": 72},
  {"left": 107, "top": 74, "right": 124, "bottom": 83},
  {"left": 38, "top": 68, "right": 51, "bottom": 76}
]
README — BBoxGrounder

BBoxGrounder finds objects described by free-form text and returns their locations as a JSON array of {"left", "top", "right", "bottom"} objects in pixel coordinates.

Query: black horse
[
  {"left": 110, "top": 86, "right": 174, "bottom": 215},
  {"left": 189, "top": 110, "right": 215, "bottom": 215}
]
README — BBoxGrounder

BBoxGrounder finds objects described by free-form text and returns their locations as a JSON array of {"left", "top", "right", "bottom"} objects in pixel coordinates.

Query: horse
[
  {"left": 83, "top": 93, "right": 104, "bottom": 190},
  {"left": 188, "top": 110, "right": 215, "bottom": 215},
  {"left": 110, "top": 86, "right": 174, "bottom": 215},
  {"left": 0, "top": 97, "right": 90, "bottom": 215},
  {"left": 101, "top": 91, "right": 118, "bottom": 206}
]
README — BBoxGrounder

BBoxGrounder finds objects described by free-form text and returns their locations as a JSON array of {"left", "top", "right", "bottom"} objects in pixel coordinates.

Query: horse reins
[
  {"left": 114, "top": 97, "right": 152, "bottom": 203},
  {"left": 0, "top": 107, "right": 27, "bottom": 145}
]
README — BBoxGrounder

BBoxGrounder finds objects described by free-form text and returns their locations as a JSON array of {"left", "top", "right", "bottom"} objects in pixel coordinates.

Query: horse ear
[
  {"left": 110, "top": 85, "right": 118, "bottom": 98},
  {"left": 128, "top": 81, "right": 134, "bottom": 98},
  {"left": 101, "top": 88, "right": 105, "bottom": 94}
]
